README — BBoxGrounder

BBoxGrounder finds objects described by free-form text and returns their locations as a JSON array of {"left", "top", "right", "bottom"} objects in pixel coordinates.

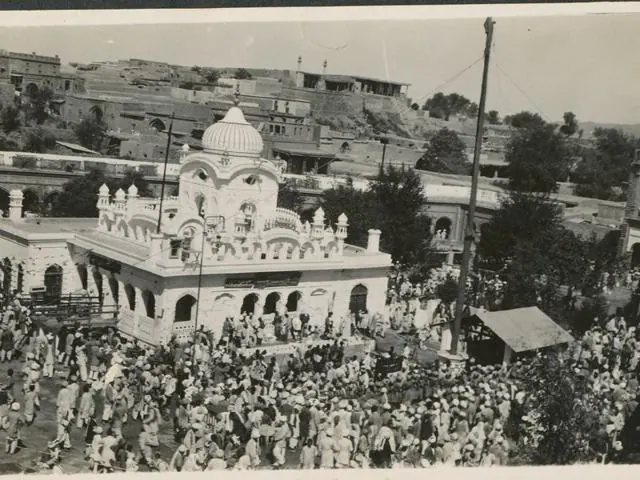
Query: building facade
[
  {"left": 0, "top": 49, "right": 85, "bottom": 95},
  {"left": 0, "top": 105, "right": 391, "bottom": 345}
]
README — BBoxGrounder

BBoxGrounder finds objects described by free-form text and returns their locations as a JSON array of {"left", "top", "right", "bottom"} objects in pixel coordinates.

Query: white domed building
[{"left": 0, "top": 105, "right": 392, "bottom": 347}]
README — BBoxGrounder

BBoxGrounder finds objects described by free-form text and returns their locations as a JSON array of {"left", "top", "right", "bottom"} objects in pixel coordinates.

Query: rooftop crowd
[{"left": 0, "top": 264, "right": 639, "bottom": 472}]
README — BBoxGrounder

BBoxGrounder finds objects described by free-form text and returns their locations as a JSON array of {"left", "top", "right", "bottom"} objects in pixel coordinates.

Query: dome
[{"left": 201, "top": 106, "right": 263, "bottom": 157}]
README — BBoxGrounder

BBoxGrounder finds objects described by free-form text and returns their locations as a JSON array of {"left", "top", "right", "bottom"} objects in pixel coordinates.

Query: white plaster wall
[{"left": 158, "top": 265, "right": 389, "bottom": 344}]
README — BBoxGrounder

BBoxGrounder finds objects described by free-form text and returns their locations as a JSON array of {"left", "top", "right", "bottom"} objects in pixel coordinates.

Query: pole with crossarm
[{"left": 450, "top": 17, "right": 495, "bottom": 356}]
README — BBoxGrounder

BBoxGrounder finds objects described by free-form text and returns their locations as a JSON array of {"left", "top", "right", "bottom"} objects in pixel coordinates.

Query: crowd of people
[{"left": 0, "top": 262, "right": 640, "bottom": 474}]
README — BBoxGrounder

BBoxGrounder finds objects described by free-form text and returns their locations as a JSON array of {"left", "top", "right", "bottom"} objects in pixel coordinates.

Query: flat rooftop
[{"left": 0, "top": 217, "right": 97, "bottom": 238}]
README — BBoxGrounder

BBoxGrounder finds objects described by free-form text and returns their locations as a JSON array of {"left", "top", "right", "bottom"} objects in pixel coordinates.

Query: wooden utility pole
[
  {"left": 156, "top": 112, "right": 175, "bottom": 234},
  {"left": 450, "top": 17, "right": 495, "bottom": 356}
]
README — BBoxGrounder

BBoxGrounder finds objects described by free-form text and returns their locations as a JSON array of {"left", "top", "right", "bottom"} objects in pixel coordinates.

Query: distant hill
[{"left": 580, "top": 121, "right": 640, "bottom": 139}]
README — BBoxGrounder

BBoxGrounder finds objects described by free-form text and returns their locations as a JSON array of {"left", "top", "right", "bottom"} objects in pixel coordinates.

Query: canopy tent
[{"left": 465, "top": 306, "right": 574, "bottom": 363}]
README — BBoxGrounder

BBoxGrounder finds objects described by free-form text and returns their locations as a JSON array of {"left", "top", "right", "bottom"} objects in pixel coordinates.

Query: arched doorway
[
  {"left": 263, "top": 292, "right": 280, "bottom": 315},
  {"left": 44, "top": 264, "right": 63, "bottom": 303},
  {"left": 287, "top": 291, "right": 302, "bottom": 312},
  {"left": 175, "top": 294, "right": 197, "bottom": 322},
  {"left": 142, "top": 290, "right": 156, "bottom": 318},
  {"left": 241, "top": 293, "right": 259, "bottom": 315},
  {"left": 434, "top": 217, "right": 453, "bottom": 240},
  {"left": 108, "top": 277, "right": 119, "bottom": 305},
  {"left": 349, "top": 284, "right": 368, "bottom": 314},
  {"left": 124, "top": 284, "right": 136, "bottom": 311},
  {"left": 77, "top": 264, "right": 88, "bottom": 291},
  {"left": 633, "top": 243, "right": 640, "bottom": 268}
]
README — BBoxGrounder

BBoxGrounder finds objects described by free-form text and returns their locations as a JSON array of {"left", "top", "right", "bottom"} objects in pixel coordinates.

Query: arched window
[
  {"left": 434, "top": 217, "right": 453, "bottom": 240},
  {"left": 241, "top": 293, "right": 259, "bottom": 315},
  {"left": 175, "top": 294, "right": 197, "bottom": 322},
  {"left": 349, "top": 284, "right": 368, "bottom": 314},
  {"left": 44, "top": 264, "right": 63, "bottom": 303},
  {"left": 142, "top": 290, "right": 156, "bottom": 318},
  {"left": 124, "top": 284, "right": 136, "bottom": 311},
  {"left": 286, "top": 291, "right": 302, "bottom": 312},
  {"left": 263, "top": 292, "right": 280, "bottom": 315}
]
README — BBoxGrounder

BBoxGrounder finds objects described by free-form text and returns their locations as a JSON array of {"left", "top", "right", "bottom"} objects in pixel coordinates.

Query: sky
[{"left": 0, "top": 12, "right": 639, "bottom": 124}]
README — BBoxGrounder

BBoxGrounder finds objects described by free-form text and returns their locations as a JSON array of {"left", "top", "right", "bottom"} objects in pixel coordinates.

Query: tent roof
[{"left": 467, "top": 306, "right": 574, "bottom": 353}]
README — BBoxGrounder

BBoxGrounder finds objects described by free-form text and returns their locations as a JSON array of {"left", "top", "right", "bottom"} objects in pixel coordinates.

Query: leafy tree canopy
[
  {"left": 422, "top": 92, "right": 478, "bottom": 121},
  {"left": 486, "top": 110, "right": 500, "bottom": 125},
  {"left": 572, "top": 128, "right": 639, "bottom": 201},
  {"left": 74, "top": 117, "right": 107, "bottom": 151},
  {"left": 321, "top": 166, "right": 431, "bottom": 265},
  {"left": 559, "top": 111, "right": 578, "bottom": 137},
  {"left": 23, "top": 127, "right": 56, "bottom": 153},
  {"left": 506, "top": 122, "right": 569, "bottom": 193},
  {"left": 234, "top": 68, "right": 252, "bottom": 80},
  {"left": 415, "top": 128, "right": 470, "bottom": 175},
  {"left": 1, "top": 105, "right": 21, "bottom": 134},
  {"left": 503, "top": 111, "right": 546, "bottom": 130},
  {"left": 478, "top": 192, "right": 590, "bottom": 311},
  {"left": 48, "top": 168, "right": 154, "bottom": 218}
]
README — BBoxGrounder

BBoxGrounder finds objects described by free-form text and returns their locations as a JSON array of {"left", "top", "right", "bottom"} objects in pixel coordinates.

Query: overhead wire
[{"left": 412, "top": 55, "right": 485, "bottom": 106}]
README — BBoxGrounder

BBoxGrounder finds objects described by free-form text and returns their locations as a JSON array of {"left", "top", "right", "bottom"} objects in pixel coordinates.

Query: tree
[
  {"left": 369, "top": 165, "right": 433, "bottom": 264},
  {"left": 24, "top": 86, "right": 54, "bottom": 125},
  {"left": 478, "top": 192, "right": 564, "bottom": 268},
  {"left": 572, "top": 128, "right": 638, "bottom": 200},
  {"left": 204, "top": 70, "right": 220, "bottom": 85},
  {"left": 0, "top": 135, "right": 20, "bottom": 151},
  {"left": 416, "top": 128, "right": 470, "bottom": 175},
  {"left": 321, "top": 167, "right": 432, "bottom": 265},
  {"left": 23, "top": 127, "right": 56, "bottom": 153},
  {"left": 423, "top": 92, "right": 476, "bottom": 120},
  {"left": 559, "top": 111, "right": 578, "bottom": 137},
  {"left": 74, "top": 117, "right": 107, "bottom": 151},
  {"left": 506, "top": 123, "right": 569, "bottom": 193},
  {"left": 22, "top": 188, "right": 42, "bottom": 214},
  {"left": 50, "top": 168, "right": 154, "bottom": 217},
  {"left": 49, "top": 169, "right": 107, "bottom": 217},
  {"left": 513, "top": 353, "right": 606, "bottom": 465},
  {"left": 276, "top": 179, "right": 303, "bottom": 212},
  {"left": 486, "top": 110, "right": 500, "bottom": 125},
  {"left": 478, "top": 192, "right": 590, "bottom": 311},
  {"left": 503, "top": 111, "right": 546, "bottom": 130},
  {"left": 1, "top": 106, "right": 21, "bottom": 134},
  {"left": 234, "top": 68, "right": 252, "bottom": 80}
]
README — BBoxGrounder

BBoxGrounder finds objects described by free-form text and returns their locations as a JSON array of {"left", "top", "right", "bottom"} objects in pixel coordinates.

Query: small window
[
  {"left": 197, "top": 170, "right": 208, "bottom": 181},
  {"left": 169, "top": 239, "right": 181, "bottom": 258},
  {"left": 244, "top": 175, "right": 259, "bottom": 185}
]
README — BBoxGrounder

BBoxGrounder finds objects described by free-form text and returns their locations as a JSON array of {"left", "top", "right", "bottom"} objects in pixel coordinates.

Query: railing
[{"left": 264, "top": 207, "right": 302, "bottom": 233}]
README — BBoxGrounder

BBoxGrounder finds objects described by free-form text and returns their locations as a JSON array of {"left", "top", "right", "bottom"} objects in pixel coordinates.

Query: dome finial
[{"left": 233, "top": 84, "right": 240, "bottom": 106}]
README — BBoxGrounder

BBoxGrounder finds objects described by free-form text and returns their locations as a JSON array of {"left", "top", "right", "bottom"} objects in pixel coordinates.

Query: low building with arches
[{"left": 0, "top": 104, "right": 391, "bottom": 345}]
